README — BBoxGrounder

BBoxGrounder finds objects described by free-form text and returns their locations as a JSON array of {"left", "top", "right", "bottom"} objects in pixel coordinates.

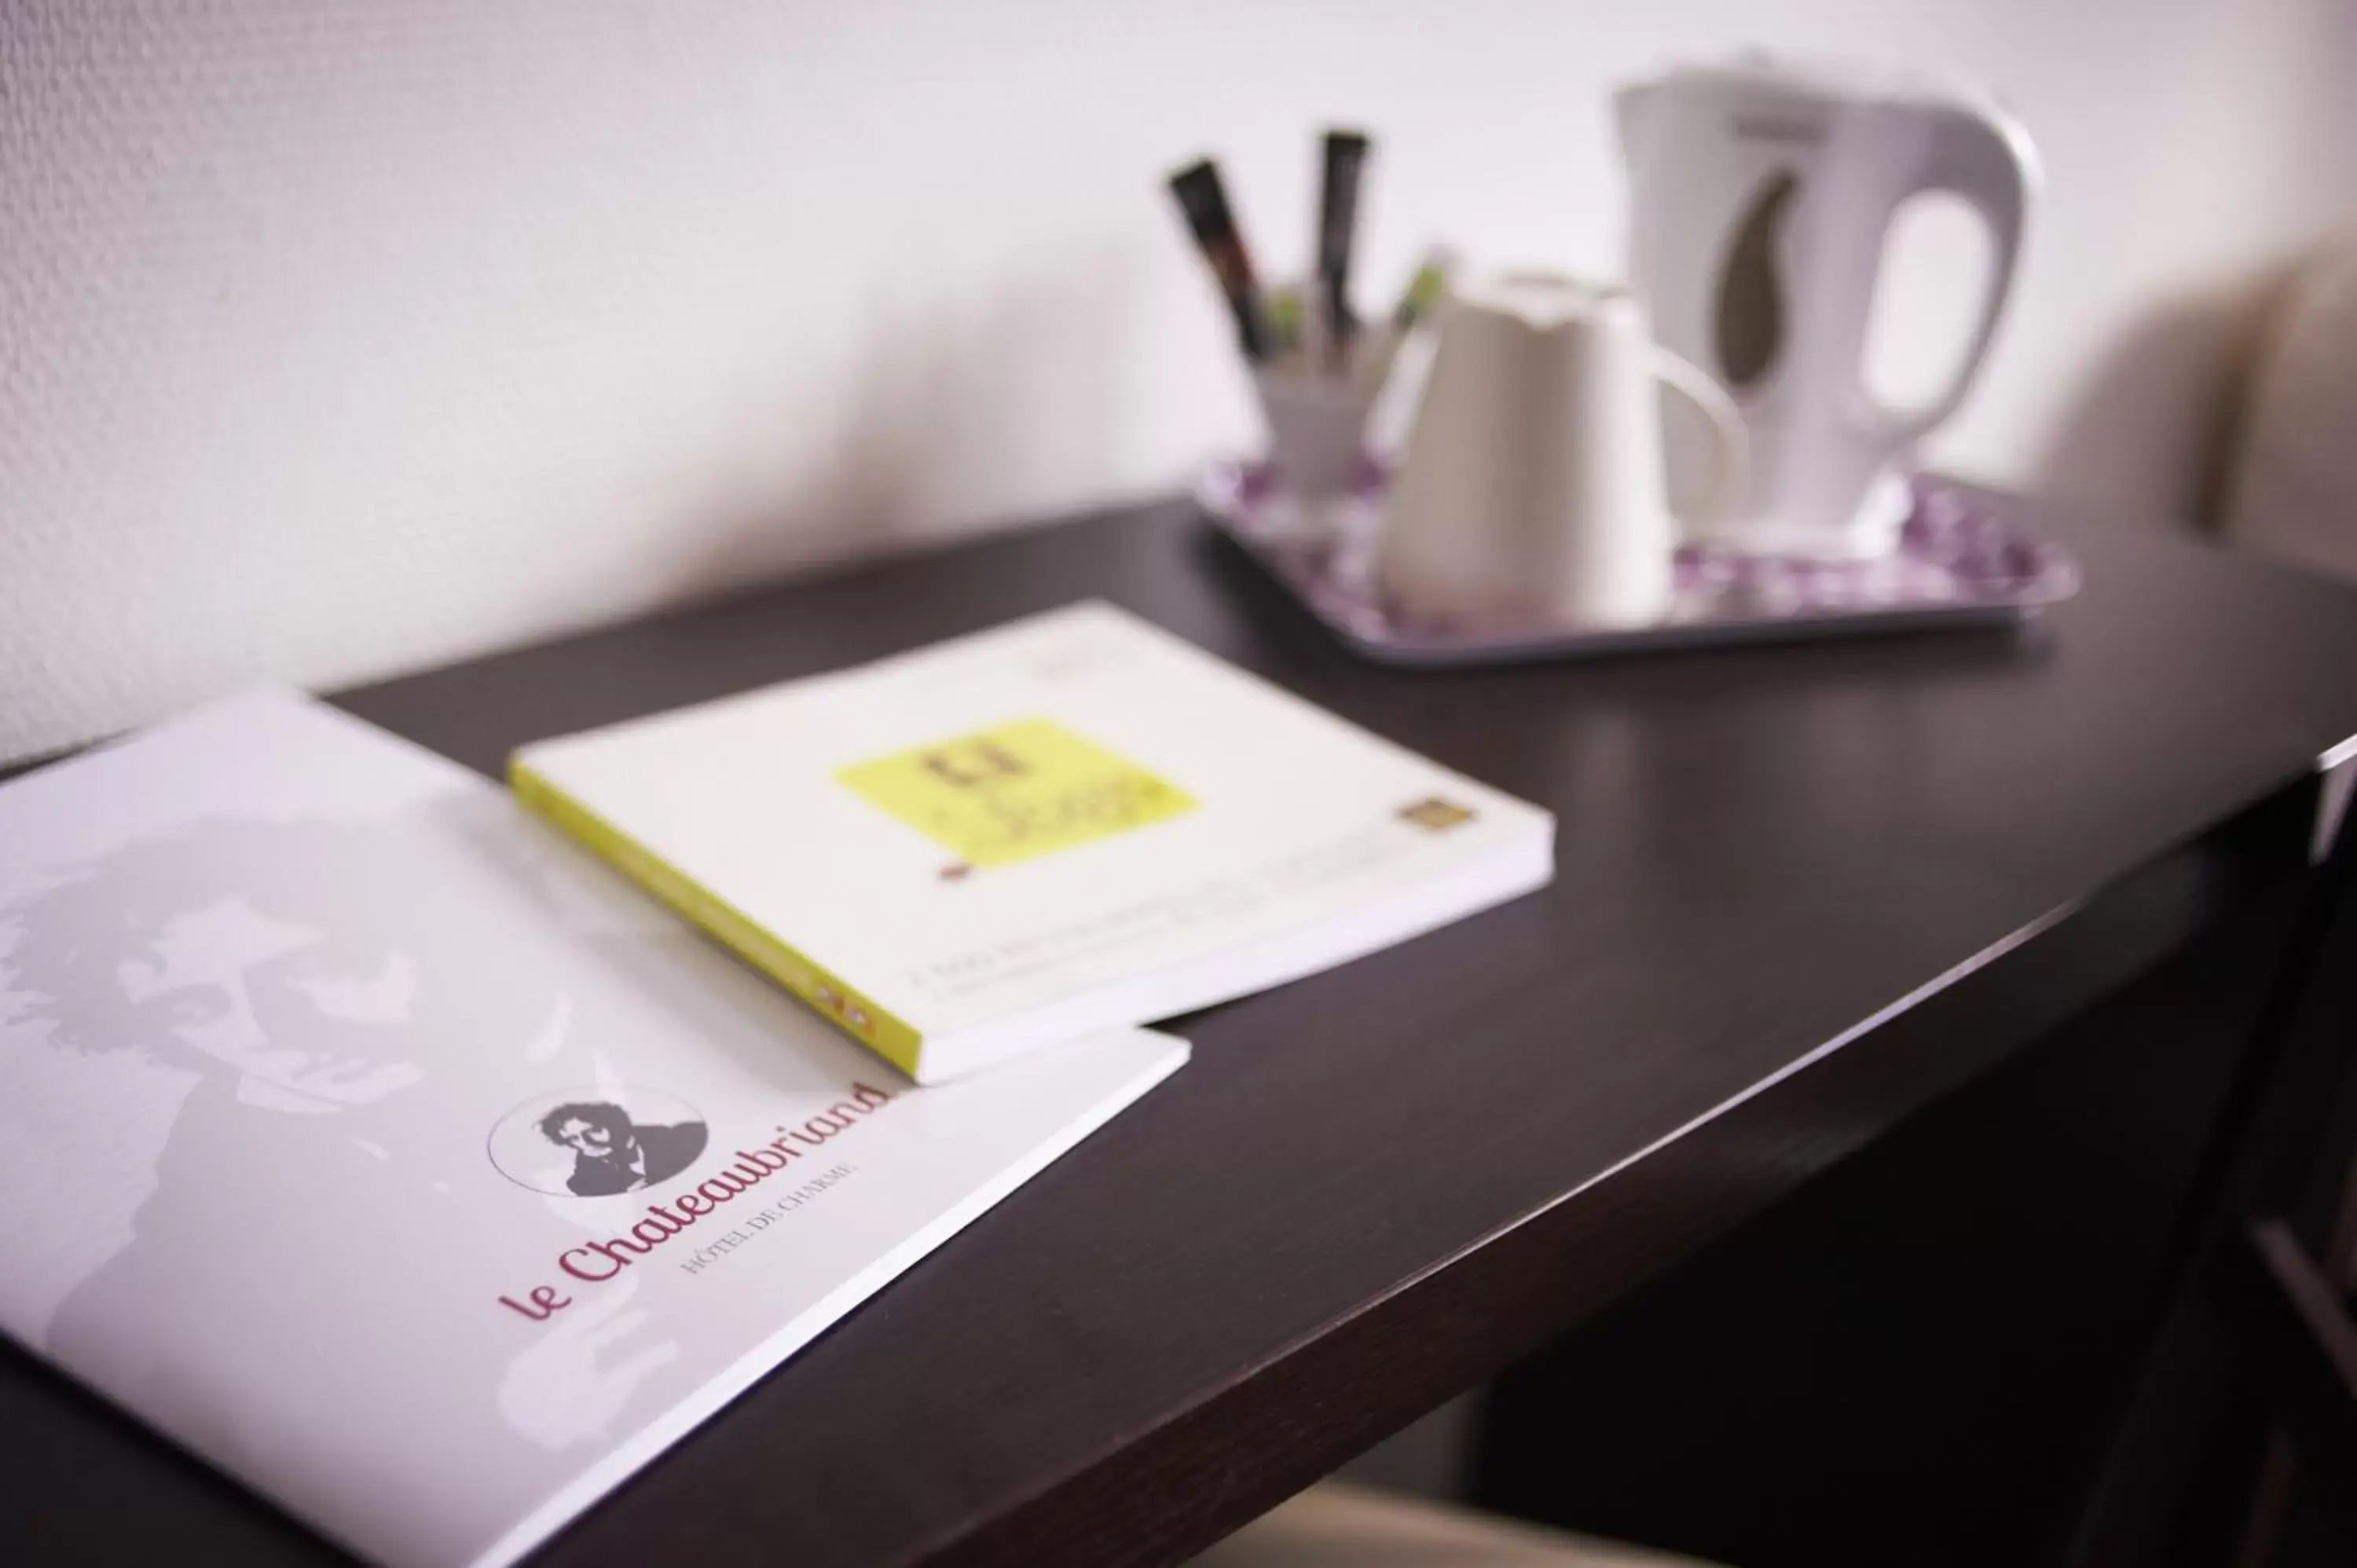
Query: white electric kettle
[{"left": 1617, "top": 55, "right": 2038, "bottom": 556}]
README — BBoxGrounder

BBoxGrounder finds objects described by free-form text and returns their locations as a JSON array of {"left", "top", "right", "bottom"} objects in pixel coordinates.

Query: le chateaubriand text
[{"left": 497, "top": 1081, "right": 894, "bottom": 1323}]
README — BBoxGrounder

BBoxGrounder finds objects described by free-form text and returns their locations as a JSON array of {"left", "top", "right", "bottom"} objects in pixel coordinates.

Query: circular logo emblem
[{"left": 488, "top": 1085, "right": 709, "bottom": 1198}]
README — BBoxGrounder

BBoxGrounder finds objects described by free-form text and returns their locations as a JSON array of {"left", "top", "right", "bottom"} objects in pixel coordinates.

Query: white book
[
  {"left": 0, "top": 692, "right": 1186, "bottom": 1568},
  {"left": 513, "top": 602, "right": 1556, "bottom": 1083}
]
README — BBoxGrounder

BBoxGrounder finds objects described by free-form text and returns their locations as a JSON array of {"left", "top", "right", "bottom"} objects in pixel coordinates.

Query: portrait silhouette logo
[{"left": 489, "top": 1087, "right": 709, "bottom": 1198}]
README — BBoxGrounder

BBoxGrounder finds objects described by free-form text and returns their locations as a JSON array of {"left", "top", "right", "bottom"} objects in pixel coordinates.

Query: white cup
[
  {"left": 1254, "top": 361, "right": 1384, "bottom": 501},
  {"left": 1379, "top": 273, "right": 1745, "bottom": 628}
]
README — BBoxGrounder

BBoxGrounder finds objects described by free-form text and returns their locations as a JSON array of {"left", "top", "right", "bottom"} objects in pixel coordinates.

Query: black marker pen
[
  {"left": 1169, "top": 159, "right": 1275, "bottom": 363},
  {"left": 1316, "top": 130, "right": 1370, "bottom": 368}
]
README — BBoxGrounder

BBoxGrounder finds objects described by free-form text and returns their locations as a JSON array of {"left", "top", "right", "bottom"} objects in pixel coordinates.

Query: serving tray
[{"left": 1196, "top": 460, "right": 2080, "bottom": 668}]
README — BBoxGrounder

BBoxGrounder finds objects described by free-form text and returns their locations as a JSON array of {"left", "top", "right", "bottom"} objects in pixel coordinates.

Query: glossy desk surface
[{"left": 8, "top": 489, "right": 2357, "bottom": 1566}]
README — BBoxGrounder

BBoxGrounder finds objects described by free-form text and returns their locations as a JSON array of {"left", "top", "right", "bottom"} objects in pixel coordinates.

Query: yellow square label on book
[{"left": 837, "top": 717, "right": 1196, "bottom": 869}]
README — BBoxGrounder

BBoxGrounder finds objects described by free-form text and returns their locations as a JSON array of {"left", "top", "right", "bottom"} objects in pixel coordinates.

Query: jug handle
[
  {"left": 1651, "top": 346, "right": 1748, "bottom": 532},
  {"left": 1873, "top": 100, "right": 2039, "bottom": 442}
]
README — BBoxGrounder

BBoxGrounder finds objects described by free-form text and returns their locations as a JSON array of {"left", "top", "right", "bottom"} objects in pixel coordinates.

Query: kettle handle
[
  {"left": 1875, "top": 99, "right": 2038, "bottom": 441},
  {"left": 1651, "top": 346, "right": 1748, "bottom": 532}
]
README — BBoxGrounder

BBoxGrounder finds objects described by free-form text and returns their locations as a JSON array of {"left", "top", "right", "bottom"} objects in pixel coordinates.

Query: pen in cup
[
  {"left": 1168, "top": 159, "right": 1276, "bottom": 363},
  {"left": 1315, "top": 130, "right": 1370, "bottom": 370},
  {"left": 1266, "top": 284, "right": 1306, "bottom": 361},
  {"left": 1391, "top": 244, "right": 1459, "bottom": 334}
]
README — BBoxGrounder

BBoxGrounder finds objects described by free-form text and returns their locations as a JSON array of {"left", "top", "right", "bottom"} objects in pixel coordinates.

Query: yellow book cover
[{"left": 511, "top": 602, "right": 1554, "bottom": 1082}]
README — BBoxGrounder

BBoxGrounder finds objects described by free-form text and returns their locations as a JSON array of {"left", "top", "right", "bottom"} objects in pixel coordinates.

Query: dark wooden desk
[{"left": 7, "top": 489, "right": 2357, "bottom": 1566}]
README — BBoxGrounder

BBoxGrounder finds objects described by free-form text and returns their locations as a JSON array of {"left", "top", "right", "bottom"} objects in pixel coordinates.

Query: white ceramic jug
[
  {"left": 1617, "top": 54, "right": 2037, "bottom": 556},
  {"left": 1379, "top": 273, "right": 1744, "bottom": 629}
]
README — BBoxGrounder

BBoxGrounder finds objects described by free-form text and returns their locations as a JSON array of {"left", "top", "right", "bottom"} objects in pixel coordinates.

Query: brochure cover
[
  {"left": 514, "top": 601, "right": 1554, "bottom": 1082},
  {"left": 0, "top": 692, "right": 1186, "bottom": 1568}
]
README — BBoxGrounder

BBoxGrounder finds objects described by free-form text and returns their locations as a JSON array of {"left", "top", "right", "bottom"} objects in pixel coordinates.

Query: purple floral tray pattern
[{"left": 1195, "top": 460, "right": 2081, "bottom": 668}]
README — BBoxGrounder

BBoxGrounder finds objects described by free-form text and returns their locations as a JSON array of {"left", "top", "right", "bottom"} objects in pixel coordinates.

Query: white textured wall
[{"left": 5, "top": 0, "right": 2354, "bottom": 762}]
